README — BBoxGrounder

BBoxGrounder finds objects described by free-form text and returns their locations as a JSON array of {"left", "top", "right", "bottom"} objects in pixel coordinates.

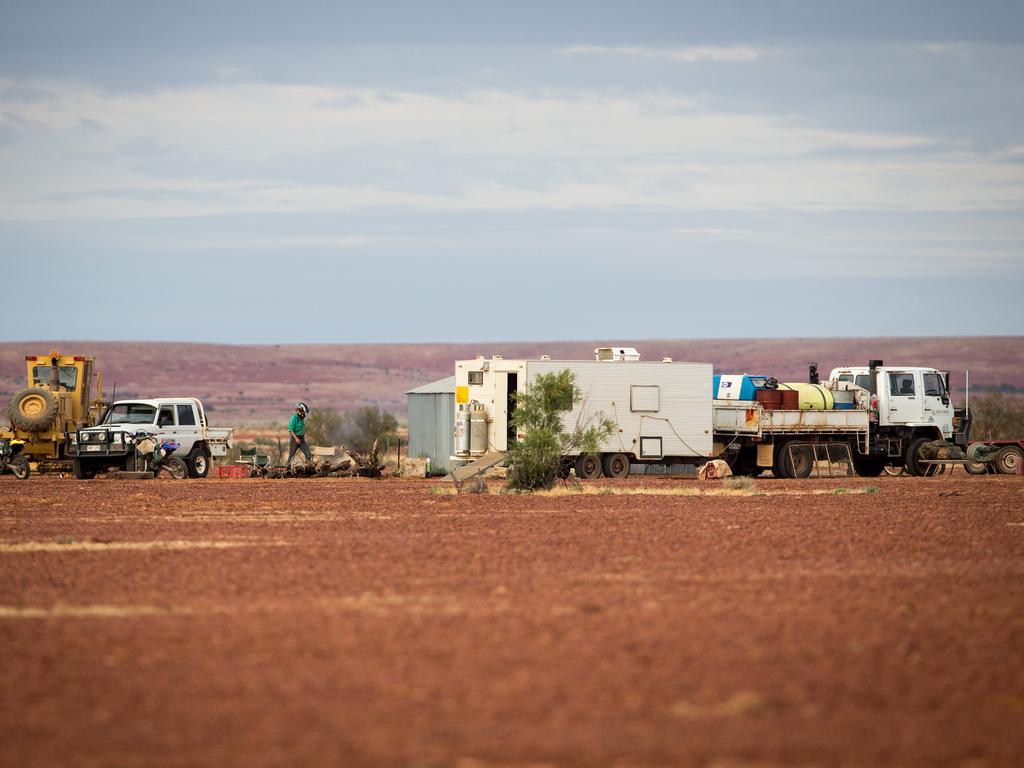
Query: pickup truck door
[
  {"left": 156, "top": 404, "right": 177, "bottom": 440},
  {"left": 886, "top": 372, "right": 922, "bottom": 425},
  {"left": 175, "top": 404, "right": 201, "bottom": 453}
]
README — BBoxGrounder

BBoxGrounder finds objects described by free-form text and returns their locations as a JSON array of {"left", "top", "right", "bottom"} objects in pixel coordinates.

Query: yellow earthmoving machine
[{"left": 1, "top": 351, "right": 106, "bottom": 473}]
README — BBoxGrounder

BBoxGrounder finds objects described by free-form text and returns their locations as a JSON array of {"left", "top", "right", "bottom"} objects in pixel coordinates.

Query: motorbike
[
  {"left": 0, "top": 438, "right": 31, "bottom": 480},
  {"left": 127, "top": 431, "right": 187, "bottom": 479}
]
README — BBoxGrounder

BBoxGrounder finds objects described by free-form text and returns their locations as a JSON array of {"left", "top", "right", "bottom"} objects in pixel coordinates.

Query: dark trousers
[{"left": 287, "top": 435, "right": 312, "bottom": 465}]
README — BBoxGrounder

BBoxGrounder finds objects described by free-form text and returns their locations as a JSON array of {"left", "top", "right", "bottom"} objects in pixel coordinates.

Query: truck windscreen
[{"left": 103, "top": 404, "right": 157, "bottom": 424}]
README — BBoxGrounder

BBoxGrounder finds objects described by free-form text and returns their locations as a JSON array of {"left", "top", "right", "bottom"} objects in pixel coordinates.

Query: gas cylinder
[
  {"left": 469, "top": 402, "right": 488, "bottom": 456},
  {"left": 455, "top": 405, "right": 471, "bottom": 455}
]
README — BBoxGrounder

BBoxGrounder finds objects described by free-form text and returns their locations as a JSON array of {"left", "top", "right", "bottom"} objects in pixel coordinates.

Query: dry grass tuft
[
  {"left": 723, "top": 476, "right": 758, "bottom": 492},
  {"left": 671, "top": 691, "right": 769, "bottom": 719}
]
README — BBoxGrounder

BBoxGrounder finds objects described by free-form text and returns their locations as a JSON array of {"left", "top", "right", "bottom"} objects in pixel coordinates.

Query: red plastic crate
[{"left": 217, "top": 464, "right": 252, "bottom": 479}]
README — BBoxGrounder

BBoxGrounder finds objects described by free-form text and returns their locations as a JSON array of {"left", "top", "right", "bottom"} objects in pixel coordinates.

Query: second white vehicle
[{"left": 71, "top": 398, "right": 233, "bottom": 480}]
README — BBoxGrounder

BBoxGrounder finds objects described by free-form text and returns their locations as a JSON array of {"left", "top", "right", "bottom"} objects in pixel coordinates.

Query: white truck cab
[
  {"left": 827, "top": 365, "right": 954, "bottom": 437},
  {"left": 71, "top": 397, "right": 233, "bottom": 479}
]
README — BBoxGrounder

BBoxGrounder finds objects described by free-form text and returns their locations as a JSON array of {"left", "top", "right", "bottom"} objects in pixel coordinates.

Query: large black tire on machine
[{"left": 7, "top": 387, "right": 58, "bottom": 432}]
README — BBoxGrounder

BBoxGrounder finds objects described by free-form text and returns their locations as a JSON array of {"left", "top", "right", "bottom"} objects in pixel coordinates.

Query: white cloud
[
  {"left": 0, "top": 79, "right": 1020, "bottom": 222},
  {"left": 558, "top": 45, "right": 763, "bottom": 63},
  {"left": 672, "top": 227, "right": 751, "bottom": 236}
]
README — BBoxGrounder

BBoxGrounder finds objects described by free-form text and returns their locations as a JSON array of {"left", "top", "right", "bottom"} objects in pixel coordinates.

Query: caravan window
[
  {"left": 631, "top": 385, "right": 660, "bottom": 412},
  {"left": 468, "top": 371, "right": 483, "bottom": 385}
]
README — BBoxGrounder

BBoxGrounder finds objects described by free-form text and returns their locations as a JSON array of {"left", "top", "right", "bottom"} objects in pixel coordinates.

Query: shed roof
[{"left": 405, "top": 375, "right": 456, "bottom": 395}]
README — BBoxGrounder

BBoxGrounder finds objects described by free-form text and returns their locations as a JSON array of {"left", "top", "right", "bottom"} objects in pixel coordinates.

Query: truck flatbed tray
[{"left": 713, "top": 403, "right": 869, "bottom": 435}]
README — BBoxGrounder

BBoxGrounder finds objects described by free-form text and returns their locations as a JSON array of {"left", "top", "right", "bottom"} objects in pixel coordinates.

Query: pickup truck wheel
[
  {"left": 601, "top": 453, "right": 630, "bottom": 479},
  {"left": 995, "top": 445, "right": 1023, "bottom": 475},
  {"left": 7, "top": 387, "right": 59, "bottom": 432},
  {"left": 883, "top": 465, "right": 906, "bottom": 477},
  {"left": 904, "top": 437, "right": 938, "bottom": 477},
  {"left": 574, "top": 454, "right": 603, "bottom": 480},
  {"left": 73, "top": 458, "right": 96, "bottom": 480},
  {"left": 187, "top": 448, "right": 211, "bottom": 478}
]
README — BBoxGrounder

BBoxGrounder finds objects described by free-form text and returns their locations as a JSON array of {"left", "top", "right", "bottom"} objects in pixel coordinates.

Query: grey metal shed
[{"left": 405, "top": 375, "right": 455, "bottom": 473}]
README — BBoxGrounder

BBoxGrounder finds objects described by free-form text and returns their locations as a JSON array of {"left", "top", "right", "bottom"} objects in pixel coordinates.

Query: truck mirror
[{"left": 941, "top": 393, "right": 949, "bottom": 406}]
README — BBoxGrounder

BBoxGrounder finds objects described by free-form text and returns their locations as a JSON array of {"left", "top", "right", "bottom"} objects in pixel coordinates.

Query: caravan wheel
[
  {"left": 601, "top": 453, "right": 630, "bottom": 479},
  {"left": 574, "top": 454, "right": 603, "bottom": 480}
]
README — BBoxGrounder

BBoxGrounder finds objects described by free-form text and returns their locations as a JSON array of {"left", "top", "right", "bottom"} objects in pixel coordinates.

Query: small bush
[
  {"left": 460, "top": 477, "right": 488, "bottom": 494},
  {"left": 832, "top": 487, "right": 849, "bottom": 494},
  {"left": 864, "top": 486, "right": 881, "bottom": 494},
  {"left": 723, "top": 476, "right": 757, "bottom": 492},
  {"left": 341, "top": 405, "right": 398, "bottom": 453},
  {"left": 305, "top": 408, "right": 345, "bottom": 446}
]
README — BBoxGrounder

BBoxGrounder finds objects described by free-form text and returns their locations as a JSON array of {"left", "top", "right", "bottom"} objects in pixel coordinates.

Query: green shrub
[
  {"left": 341, "top": 405, "right": 398, "bottom": 453},
  {"left": 305, "top": 408, "right": 345, "bottom": 446},
  {"left": 506, "top": 370, "right": 614, "bottom": 492}
]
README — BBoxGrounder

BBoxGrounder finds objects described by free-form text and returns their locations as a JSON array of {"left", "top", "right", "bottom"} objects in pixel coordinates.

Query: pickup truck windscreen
[{"left": 102, "top": 403, "right": 157, "bottom": 424}]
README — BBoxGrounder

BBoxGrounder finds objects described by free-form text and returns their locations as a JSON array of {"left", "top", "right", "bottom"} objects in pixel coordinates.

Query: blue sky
[{"left": 1, "top": 1, "right": 1022, "bottom": 342}]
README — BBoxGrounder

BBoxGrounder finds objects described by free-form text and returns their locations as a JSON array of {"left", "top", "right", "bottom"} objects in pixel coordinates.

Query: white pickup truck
[{"left": 70, "top": 397, "right": 233, "bottom": 479}]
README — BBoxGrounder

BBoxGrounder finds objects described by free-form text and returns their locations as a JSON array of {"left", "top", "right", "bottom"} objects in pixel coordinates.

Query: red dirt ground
[{"left": 1, "top": 474, "right": 1023, "bottom": 767}]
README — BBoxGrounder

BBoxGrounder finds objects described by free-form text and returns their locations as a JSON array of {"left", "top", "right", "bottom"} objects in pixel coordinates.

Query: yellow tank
[{"left": 779, "top": 383, "right": 834, "bottom": 410}]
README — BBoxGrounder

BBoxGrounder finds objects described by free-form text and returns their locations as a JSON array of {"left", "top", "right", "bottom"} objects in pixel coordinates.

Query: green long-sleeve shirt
[{"left": 288, "top": 413, "right": 305, "bottom": 437}]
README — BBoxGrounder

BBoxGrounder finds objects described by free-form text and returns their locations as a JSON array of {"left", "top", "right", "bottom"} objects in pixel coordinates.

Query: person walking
[{"left": 287, "top": 402, "right": 312, "bottom": 467}]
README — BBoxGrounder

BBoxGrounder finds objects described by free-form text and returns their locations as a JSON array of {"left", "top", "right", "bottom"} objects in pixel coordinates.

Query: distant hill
[{"left": 2, "top": 337, "right": 1020, "bottom": 425}]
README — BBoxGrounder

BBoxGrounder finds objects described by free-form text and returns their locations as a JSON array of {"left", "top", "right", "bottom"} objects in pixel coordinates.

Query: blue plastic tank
[{"left": 713, "top": 374, "right": 772, "bottom": 401}]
